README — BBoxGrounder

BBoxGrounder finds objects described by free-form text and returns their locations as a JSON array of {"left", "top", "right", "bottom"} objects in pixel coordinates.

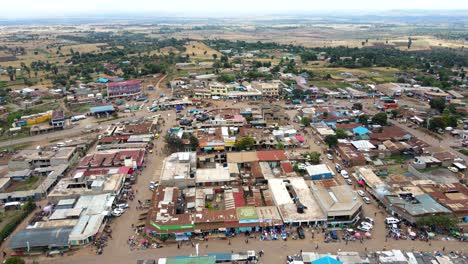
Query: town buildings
[{"left": 106, "top": 80, "right": 142, "bottom": 98}]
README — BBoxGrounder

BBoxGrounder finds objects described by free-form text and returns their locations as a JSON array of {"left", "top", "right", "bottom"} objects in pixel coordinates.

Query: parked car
[
  {"left": 346, "top": 179, "right": 353, "bottom": 185},
  {"left": 357, "top": 225, "right": 371, "bottom": 232},
  {"left": 385, "top": 217, "right": 400, "bottom": 225},
  {"left": 340, "top": 170, "right": 349, "bottom": 179},
  {"left": 360, "top": 221, "right": 373, "bottom": 229},
  {"left": 357, "top": 190, "right": 365, "bottom": 197},
  {"left": 335, "top": 164, "right": 342, "bottom": 173},
  {"left": 111, "top": 208, "right": 125, "bottom": 217},
  {"left": 116, "top": 203, "right": 129, "bottom": 209},
  {"left": 362, "top": 196, "right": 371, "bottom": 204},
  {"left": 448, "top": 167, "right": 459, "bottom": 173},
  {"left": 330, "top": 230, "right": 338, "bottom": 240},
  {"left": 364, "top": 217, "right": 375, "bottom": 225},
  {"left": 296, "top": 227, "right": 305, "bottom": 239},
  {"left": 326, "top": 154, "right": 333, "bottom": 160}
]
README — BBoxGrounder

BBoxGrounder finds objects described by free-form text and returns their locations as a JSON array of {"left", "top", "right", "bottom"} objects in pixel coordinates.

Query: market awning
[
  {"left": 295, "top": 135, "right": 305, "bottom": 142},
  {"left": 453, "top": 162, "right": 467, "bottom": 170}
]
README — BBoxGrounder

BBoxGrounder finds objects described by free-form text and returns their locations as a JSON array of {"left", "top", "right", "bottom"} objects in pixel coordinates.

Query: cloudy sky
[{"left": 0, "top": 0, "right": 466, "bottom": 19}]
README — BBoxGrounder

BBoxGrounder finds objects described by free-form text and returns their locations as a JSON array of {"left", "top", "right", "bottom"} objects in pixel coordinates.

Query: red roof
[
  {"left": 107, "top": 80, "right": 141, "bottom": 87},
  {"left": 280, "top": 161, "right": 294, "bottom": 173},
  {"left": 233, "top": 190, "right": 245, "bottom": 207},
  {"left": 256, "top": 150, "right": 287, "bottom": 161}
]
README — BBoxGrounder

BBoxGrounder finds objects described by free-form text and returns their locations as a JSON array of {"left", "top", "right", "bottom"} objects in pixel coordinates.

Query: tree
[
  {"left": 276, "top": 142, "right": 285, "bottom": 149},
  {"left": 372, "top": 112, "right": 388, "bottom": 126},
  {"left": 235, "top": 136, "right": 255, "bottom": 150},
  {"left": 301, "top": 117, "right": 311, "bottom": 127},
  {"left": 306, "top": 152, "right": 321, "bottom": 164},
  {"left": 352, "top": 103, "right": 363, "bottom": 110},
  {"left": 429, "top": 116, "right": 446, "bottom": 131},
  {"left": 429, "top": 98, "right": 446, "bottom": 113},
  {"left": 164, "top": 134, "right": 184, "bottom": 153},
  {"left": 358, "top": 114, "right": 369, "bottom": 125},
  {"left": 212, "top": 54, "right": 218, "bottom": 60},
  {"left": 216, "top": 74, "right": 235, "bottom": 83},
  {"left": 335, "top": 128, "right": 348, "bottom": 139},
  {"left": 416, "top": 214, "right": 458, "bottom": 230},
  {"left": 443, "top": 115, "right": 457, "bottom": 128},
  {"left": 5, "top": 257, "right": 25, "bottom": 264},
  {"left": 324, "top": 135, "right": 338, "bottom": 148},
  {"left": 183, "top": 133, "right": 199, "bottom": 150},
  {"left": 445, "top": 104, "right": 457, "bottom": 114},
  {"left": 390, "top": 109, "right": 398, "bottom": 119}
]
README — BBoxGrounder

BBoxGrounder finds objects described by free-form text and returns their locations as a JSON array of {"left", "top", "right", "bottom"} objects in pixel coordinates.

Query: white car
[
  {"left": 116, "top": 203, "right": 129, "bottom": 209},
  {"left": 326, "top": 154, "right": 333, "bottom": 160},
  {"left": 385, "top": 217, "right": 400, "bottom": 225},
  {"left": 357, "top": 190, "right": 365, "bottom": 197},
  {"left": 340, "top": 170, "right": 349, "bottom": 179},
  {"left": 346, "top": 179, "right": 353, "bottom": 185},
  {"left": 360, "top": 221, "right": 373, "bottom": 229},
  {"left": 111, "top": 208, "right": 125, "bottom": 216},
  {"left": 364, "top": 217, "right": 375, "bottom": 225},
  {"left": 356, "top": 225, "right": 371, "bottom": 232},
  {"left": 362, "top": 196, "right": 371, "bottom": 204},
  {"left": 448, "top": 167, "right": 459, "bottom": 173}
]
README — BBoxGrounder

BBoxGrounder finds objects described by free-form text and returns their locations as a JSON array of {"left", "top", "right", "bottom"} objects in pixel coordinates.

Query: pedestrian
[
  {"left": 177, "top": 243, "right": 180, "bottom": 249},
  {"left": 315, "top": 244, "right": 319, "bottom": 250},
  {"left": 2, "top": 251, "right": 6, "bottom": 258},
  {"left": 443, "top": 246, "right": 446, "bottom": 252},
  {"left": 206, "top": 244, "right": 208, "bottom": 248},
  {"left": 374, "top": 212, "right": 377, "bottom": 216},
  {"left": 228, "top": 240, "right": 231, "bottom": 245},
  {"left": 365, "top": 247, "right": 367, "bottom": 252},
  {"left": 300, "top": 249, "right": 302, "bottom": 254}
]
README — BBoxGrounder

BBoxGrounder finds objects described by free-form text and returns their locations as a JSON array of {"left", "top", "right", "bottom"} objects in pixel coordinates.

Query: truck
[{"left": 71, "top": 115, "right": 86, "bottom": 122}]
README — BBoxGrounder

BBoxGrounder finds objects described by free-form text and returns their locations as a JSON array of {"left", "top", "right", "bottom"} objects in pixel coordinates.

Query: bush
[
  {"left": 5, "top": 257, "right": 25, "bottom": 264},
  {"left": 0, "top": 200, "right": 36, "bottom": 245}
]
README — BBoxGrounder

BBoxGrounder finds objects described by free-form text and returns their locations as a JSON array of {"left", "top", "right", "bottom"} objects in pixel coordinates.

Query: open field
[
  {"left": 184, "top": 41, "right": 222, "bottom": 59},
  {"left": 60, "top": 43, "right": 107, "bottom": 55}
]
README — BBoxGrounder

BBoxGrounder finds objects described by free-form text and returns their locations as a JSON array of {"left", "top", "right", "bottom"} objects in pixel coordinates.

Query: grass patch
[
  {"left": 68, "top": 103, "right": 93, "bottom": 114},
  {"left": 13, "top": 176, "right": 41, "bottom": 191},
  {"left": 418, "top": 166, "right": 442, "bottom": 173},
  {"left": 0, "top": 143, "right": 30, "bottom": 152},
  {"left": 460, "top": 149, "right": 468, "bottom": 156},
  {"left": 383, "top": 154, "right": 407, "bottom": 165}
]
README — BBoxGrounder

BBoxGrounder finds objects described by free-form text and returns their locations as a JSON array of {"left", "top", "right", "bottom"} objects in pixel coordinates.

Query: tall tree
[
  {"left": 372, "top": 112, "right": 388, "bottom": 126},
  {"left": 324, "top": 135, "right": 338, "bottom": 148},
  {"left": 235, "top": 136, "right": 255, "bottom": 150}
]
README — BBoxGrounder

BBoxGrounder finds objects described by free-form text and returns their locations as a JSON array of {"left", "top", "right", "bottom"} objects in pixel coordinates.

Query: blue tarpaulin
[
  {"left": 353, "top": 126, "right": 371, "bottom": 135},
  {"left": 312, "top": 256, "right": 343, "bottom": 264}
]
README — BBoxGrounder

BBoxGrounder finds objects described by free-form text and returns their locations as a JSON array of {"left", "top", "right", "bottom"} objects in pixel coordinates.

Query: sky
[{"left": 0, "top": 0, "right": 467, "bottom": 19}]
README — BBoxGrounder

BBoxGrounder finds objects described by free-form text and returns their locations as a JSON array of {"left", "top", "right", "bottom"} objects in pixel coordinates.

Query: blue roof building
[
  {"left": 97, "top": 77, "right": 109, "bottom": 83},
  {"left": 353, "top": 126, "right": 371, "bottom": 136},
  {"left": 90, "top": 105, "right": 115, "bottom": 118},
  {"left": 90, "top": 105, "right": 115, "bottom": 114}
]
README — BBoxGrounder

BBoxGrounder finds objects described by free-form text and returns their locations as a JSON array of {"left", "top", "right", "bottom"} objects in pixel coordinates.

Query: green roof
[
  {"left": 166, "top": 256, "right": 216, "bottom": 264},
  {"left": 236, "top": 206, "right": 258, "bottom": 220}
]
